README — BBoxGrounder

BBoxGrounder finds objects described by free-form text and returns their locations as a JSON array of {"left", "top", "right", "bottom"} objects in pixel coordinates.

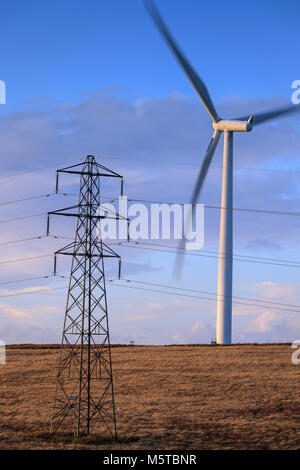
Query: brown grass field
[{"left": 0, "top": 344, "right": 299, "bottom": 450}]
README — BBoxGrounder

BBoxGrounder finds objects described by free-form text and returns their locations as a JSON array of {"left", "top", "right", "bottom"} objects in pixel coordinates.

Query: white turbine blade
[
  {"left": 236, "top": 104, "right": 300, "bottom": 126},
  {"left": 189, "top": 130, "right": 222, "bottom": 208},
  {"left": 173, "top": 130, "right": 222, "bottom": 279},
  {"left": 144, "top": 0, "right": 220, "bottom": 123}
]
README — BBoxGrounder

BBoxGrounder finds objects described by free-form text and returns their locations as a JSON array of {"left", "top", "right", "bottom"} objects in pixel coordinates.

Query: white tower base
[{"left": 216, "top": 131, "right": 233, "bottom": 344}]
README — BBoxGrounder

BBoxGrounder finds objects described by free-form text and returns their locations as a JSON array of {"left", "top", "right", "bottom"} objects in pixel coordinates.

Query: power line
[
  {"left": 130, "top": 241, "right": 300, "bottom": 266},
  {"left": 0, "top": 230, "right": 297, "bottom": 268},
  {"left": 1, "top": 274, "right": 297, "bottom": 313},
  {"left": 0, "top": 234, "right": 297, "bottom": 270},
  {"left": 0, "top": 191, "right": 73, "bottom": 208},
  {"left": 0, "top": 209, "right": 76, "bottom": 224},
  {"left": 114, "top": 241, "right": 300, "bottom": 269},
  {"left": 0, "top": 236, "right": 46, "bottom": 247},
  {"left": 0, "top": 158, "right": 83, "bottom": 181},
  {"left": 0, "top": 234, "right": 72, "bottom": 247},
  {"left": 0, "top": 254, "right": 52, "bottom": 265},
  {"left": 0, "top": 274, "right": 65, "bottom": 286},
  {"left": 0, "top": 213, "right": 46, "bottom": 224},
  {"left": 108, "top": 280, "right": 300, "bottom": 314},
  {"left": 0, "top": 285, "right": 67, "bottom": 299},
  {"left": 117, "top": 278, "right": 300, "bottom": 309},
  {"left": 0, "top": 187, "right": 299, "bottom": 219},
  {"left": 0, "top": 193, "right": 54, "bottom": 206},
  {"left": 97, "top": 154, "right": 300, "bottom": 175},
  {"left": 123, "top": 197, "right": 300, "bottom": 218},
  {"left": 132, "top": 242, "right": 300, "bottom": 268},
  {"left": 100, "top": 194, "right": 300, "bottom": 217},
  {"left": 198, "top": 248, "right": 300, "bottom": 265},
  {"left": 1, "top": 155, "right": 299, "bottom": 186}
]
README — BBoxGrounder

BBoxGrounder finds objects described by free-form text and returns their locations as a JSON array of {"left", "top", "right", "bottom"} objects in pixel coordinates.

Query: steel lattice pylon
[{"left": 48, "top": 155, "right": 124, "bottom": 438}]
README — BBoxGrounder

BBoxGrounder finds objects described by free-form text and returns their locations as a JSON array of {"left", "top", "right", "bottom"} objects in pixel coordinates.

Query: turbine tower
[{"left": 145, "top": 0, "right": 300, "bottom": 344}]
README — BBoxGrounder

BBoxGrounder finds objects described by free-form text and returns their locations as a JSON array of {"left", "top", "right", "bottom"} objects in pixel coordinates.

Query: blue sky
[
  {"left": 1, "top": 0, "right": 300, "bottom": 109},
  {"left": 0, "top": 0, "right": 300, "bottom": 344}
]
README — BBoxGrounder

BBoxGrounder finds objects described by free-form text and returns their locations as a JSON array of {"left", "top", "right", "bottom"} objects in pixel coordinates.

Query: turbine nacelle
[{"left": 213, "top": 116, "right": 253, "bottom": 133}]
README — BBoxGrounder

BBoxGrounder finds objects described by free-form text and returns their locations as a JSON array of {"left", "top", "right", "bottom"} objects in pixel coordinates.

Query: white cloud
[
  {"left": 0, "top": 304, "right": 31, "bottom": 319},
  {"left": 247, "top": 311, "right": 278, "bottom": 333},
  {"left": 252, "top": 281, "right": 300, "bottom": 299}
]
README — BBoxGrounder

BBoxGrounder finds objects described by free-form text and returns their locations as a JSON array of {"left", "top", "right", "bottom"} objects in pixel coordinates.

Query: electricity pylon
[{"left": 48, "top": 155, "right": 124, "bottom": 438}]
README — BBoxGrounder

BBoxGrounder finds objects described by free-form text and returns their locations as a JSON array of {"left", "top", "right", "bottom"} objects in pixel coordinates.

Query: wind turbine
[{"left": 144, "top": 0, "right": 300, "bottom": 344}]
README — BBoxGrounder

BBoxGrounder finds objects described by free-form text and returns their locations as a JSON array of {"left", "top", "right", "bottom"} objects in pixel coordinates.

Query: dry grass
[{"left": 0, "top": 344, "right": 299, "bottom": 449}]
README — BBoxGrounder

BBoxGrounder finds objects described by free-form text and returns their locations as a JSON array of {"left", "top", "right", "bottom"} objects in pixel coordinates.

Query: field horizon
[{"left": 5, "top": 342, "right": 294, "bottom": 348}]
